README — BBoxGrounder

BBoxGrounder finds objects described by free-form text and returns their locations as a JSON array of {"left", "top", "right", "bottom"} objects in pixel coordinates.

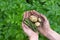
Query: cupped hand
[
  {"left": 31, "top": 10, "right": 60, "bottom": 40},
  {"left": 30, "top": 10, "right": 51, "bottom": 36},
  {"left": 22, "top": 11, "right": 38, "bottom": 40}
]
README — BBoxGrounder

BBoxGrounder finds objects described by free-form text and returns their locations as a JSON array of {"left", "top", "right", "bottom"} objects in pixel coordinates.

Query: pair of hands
[{"left": 22, "top": 10, "right": 60, "bottom": 40}]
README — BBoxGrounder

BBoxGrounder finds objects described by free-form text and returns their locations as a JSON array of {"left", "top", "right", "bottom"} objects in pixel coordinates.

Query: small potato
[
  {"left": 35, "top": 22, "right": 40, "bottom": 26},
  {"left": 38, "top": 18, "right": 41, "bottom": 22},
  {"left": 29, "top": 15, "right": 38, "bottom": 22}
]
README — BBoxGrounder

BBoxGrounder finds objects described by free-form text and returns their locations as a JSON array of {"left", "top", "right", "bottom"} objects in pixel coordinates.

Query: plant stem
[{"left": 24, "top": 18, "right": 38, "bottom": 32}]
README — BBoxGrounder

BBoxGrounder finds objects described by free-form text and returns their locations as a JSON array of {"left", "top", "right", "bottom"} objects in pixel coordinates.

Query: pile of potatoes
[{"left": 29, "top": 15, "right": 41, "bottom": 27}]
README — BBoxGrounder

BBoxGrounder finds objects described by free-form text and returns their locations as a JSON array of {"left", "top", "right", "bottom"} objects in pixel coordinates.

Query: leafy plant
[{"left": 0, "top": 0, "right": 60, "bottom": 40}]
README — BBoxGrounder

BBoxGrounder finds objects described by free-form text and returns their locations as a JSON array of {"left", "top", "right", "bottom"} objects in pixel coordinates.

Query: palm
[
  {"left": 22, "top": 11, "right": 38, "bottom": 37},
  {"left": 29, "top": 10, "right": 51, "bottom": 36}
]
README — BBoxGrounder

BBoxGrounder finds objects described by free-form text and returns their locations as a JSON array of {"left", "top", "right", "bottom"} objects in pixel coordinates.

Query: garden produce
[
  {"left": 38, "top": 18, "right": 41, "bottom": 22},
  {"left": 24, "top": 19, "right": 37, "bottom": 32},
  {"left": 24, "top": 15, "right": 42, "bottom": 32},
  {"left": 35, "top": 22, "right": 40, "bottom": 26},
  {"left": 29, "top": 15, "right": 38, "bottom": 22}
]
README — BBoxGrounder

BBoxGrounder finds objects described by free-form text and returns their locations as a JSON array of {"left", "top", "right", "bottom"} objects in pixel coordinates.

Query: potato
[
  {"left": 38, "top": 18, "right": 41, "bottom": 22},
  {"left": 29, "top": 15, "right": 38, "bottom": 22},
  {"left": 35, "top": 22, "right": 40, "bottom": 26}
]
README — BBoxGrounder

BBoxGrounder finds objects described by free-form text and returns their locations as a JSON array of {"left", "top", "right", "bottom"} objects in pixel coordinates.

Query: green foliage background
[{"left": 0, "top": 0, "right": 60, "bottom": 40}]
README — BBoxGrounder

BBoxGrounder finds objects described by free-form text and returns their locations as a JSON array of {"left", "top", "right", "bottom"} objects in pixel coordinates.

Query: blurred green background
[{"left": 0, "top": 0, "right": 60, "bottom": 40}]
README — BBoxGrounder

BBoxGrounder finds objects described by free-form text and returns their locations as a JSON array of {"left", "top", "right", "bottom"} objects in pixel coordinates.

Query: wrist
[
  {"left": 46, "top": 29, "right": 60, "bottom": 40},
  {"left": 29, "top": 35, "right": 38, "bottom": 40}
]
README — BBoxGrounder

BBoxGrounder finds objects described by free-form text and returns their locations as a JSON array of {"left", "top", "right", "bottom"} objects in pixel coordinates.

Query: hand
[
  {"left": 22, "top": 11, "right": 38, "bottom": 40},
  {"left": 31, "top": 10, "right": 60, "bottom": 40},
  {"left": 30, "top": 10, "right": 51, "bottom": 36}
]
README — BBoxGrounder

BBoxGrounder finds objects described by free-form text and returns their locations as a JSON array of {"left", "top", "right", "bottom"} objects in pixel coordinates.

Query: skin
[
  {"left": 22, "top": 10, "right": 60, "bottom": 40},
  {"left": 22, "top": 11, "right": 38, "bottom": 40}
]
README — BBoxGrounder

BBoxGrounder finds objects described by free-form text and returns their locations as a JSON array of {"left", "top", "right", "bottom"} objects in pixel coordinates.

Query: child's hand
[{"left": 22, "top": 11, "right": 38, "bottom": 40}]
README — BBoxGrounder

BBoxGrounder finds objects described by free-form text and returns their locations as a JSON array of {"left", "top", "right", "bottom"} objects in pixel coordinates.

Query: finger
[
  {"left": 40, "top": 14, "right": 48, "bottom": 21},
  {"left": 24, "top": 11, "right": 29, "bottom": 19},
  {"left": 23, "top": 11, "right": 32, "bottom": 20},
  {"left": 38, "top": 26, "right": 46, "bottom": 35},
  {"left": 31, "top": 10, "right": 40, "bottom": 15},
  {"left": 31, "top": 10, "right": 48, "bottom": 22},
  {"left": 22, "top": 22, "right": 31, "bottom": 33},
  {"left": 22, "top": 22, "right": 36, "bottom": 36},
  {"left": 30, "top": 10, "right": 40, "bottom": 17},
  {"left": 22, "top": 22, "right": 29, "bottom": 29},
  {"left": 22, "top": 22, "right": 35, "bottom": 32},
  {"left": 22, "top": 22, "right": 30, "bottom": 35}
]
